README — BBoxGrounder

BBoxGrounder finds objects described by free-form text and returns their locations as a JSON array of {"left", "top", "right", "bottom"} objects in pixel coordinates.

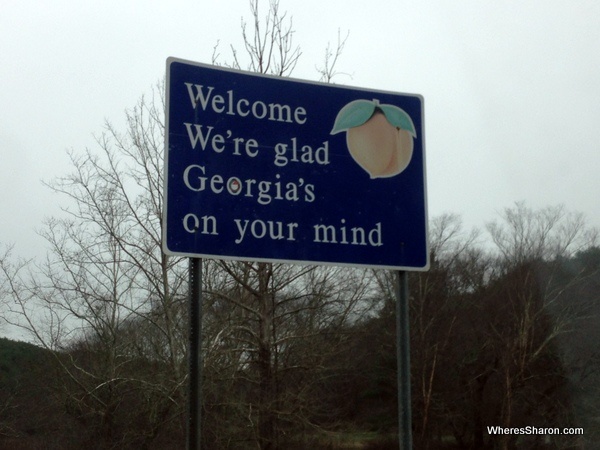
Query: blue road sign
[{"left": 163, "top": 57, "right": 429, "bottom": 270}]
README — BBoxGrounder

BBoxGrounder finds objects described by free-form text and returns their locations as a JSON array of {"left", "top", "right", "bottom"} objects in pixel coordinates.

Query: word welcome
[{"left": 185, "top": 83, "right": 307, "bottom": 124}]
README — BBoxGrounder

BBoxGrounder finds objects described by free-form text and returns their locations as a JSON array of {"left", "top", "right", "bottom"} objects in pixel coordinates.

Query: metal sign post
[
  {"left": 187, "top": 258, "right": 202, "bottom": 450},
  {"left": 396, "top": 271, "right": 412, "bottom": 449}
]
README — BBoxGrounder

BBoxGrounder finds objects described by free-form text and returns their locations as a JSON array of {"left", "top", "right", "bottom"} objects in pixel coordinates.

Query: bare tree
[
  {"left": 205, "top": 2, "right": 356, "bottom": 448},
  {"left": 3, "top": 84, "right": 190, "bottom": 447},
  {"left": 361, "top": 207, "right": 598, "bottom": 449},
  {"left": 2, "top": 1, "right": 357, "bottom": 447},
  {"left": 487, "top": 201, "right": 596, "bottom": 265},
  {"left": 316, "top": 29, "right": 351, "bottom": 83},
  {"left": 201, "top": 261, "right": 374, "bottom": 448},
  {"left": 411, "top": 214, "right": 485, "bottom": 448},
  {"left": 213, "top": 0, "right": 301, "bottom": 77},
  {"left": 483, "top": 204, "right": 597, "bottom": 449}
]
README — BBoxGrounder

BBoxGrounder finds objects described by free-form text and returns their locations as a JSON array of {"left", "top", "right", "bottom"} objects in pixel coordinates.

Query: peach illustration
[
  {"left": 331, "top": 99, "right": 416, "bottom": 179},
  {"left": 347, "top": 111, "right": 413, "bottom": 178}
]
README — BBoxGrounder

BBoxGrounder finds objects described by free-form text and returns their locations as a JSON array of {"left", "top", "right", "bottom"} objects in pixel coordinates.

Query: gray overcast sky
[{"left": 2, "top": 0, "right": 600, "bottom": 259}]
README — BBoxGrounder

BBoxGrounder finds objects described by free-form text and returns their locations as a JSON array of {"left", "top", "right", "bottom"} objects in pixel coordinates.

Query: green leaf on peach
[
  {"left": 330, "top": 100, "right": 376, "bottom": 134},
  {"left": 379, "top": 104, "right": 416, "bottom": 137}
]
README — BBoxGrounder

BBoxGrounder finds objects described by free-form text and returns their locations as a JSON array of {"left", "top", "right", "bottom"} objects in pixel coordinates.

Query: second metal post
[
  {"left": 188, "top": 257, "right": 203, "bottom": 450},
  {"left": 396, "top": 270, "right": 412, "bottom": 449}
]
